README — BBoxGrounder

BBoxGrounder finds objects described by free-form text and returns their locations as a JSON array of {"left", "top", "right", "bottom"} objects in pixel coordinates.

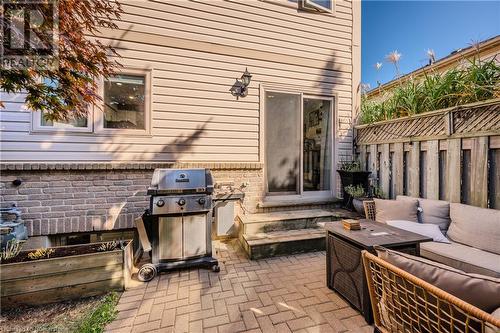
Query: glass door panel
[
  {"left": 265, "top": 91, "right": 301, "bottom": 194},
  {"left": 303, "top": 98, "right": 331, "bottom": 192}
]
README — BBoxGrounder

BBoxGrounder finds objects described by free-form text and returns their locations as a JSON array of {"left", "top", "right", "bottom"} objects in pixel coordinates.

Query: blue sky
[{"left": 362, "top": 1, "right": 500, "bottom": 90}]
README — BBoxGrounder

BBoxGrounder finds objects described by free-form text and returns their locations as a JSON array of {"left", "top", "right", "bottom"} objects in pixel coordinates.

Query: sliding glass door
[
  {"left": 265, "top": 91, "right": 301, "bottom": 194},
  {"left": 265, "top": 91, "right": 334, "bottom": 196},
  {"left": 302, "top": 98, "right": 332, "bottom": 192}
]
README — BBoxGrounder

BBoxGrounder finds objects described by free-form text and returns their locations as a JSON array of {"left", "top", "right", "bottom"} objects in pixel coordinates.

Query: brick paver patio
[{"left": 105, "top": 240, "right": 371, "bottom": 333}]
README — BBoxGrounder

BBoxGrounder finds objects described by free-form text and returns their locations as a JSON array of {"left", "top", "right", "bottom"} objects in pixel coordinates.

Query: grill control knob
[
  {"left": 178, "top": 198, "right": 186, "bottom": 206},
  {"left": 156, "top": 199, "right": 165, "bottom": 207},
  {"left": 198, "top": 198, "right": 206, "bottom": 205}
]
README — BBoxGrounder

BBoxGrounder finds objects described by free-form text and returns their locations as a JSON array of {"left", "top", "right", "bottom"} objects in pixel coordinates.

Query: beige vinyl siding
[{"left": 0, "top": 0, "right": 357, "bottom": 162}]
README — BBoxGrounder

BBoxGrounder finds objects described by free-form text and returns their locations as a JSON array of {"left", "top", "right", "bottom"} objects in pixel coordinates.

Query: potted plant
[
  {"left": 344, "top": 185, "right": 369, "bottom": 215},
  {"left": 337, "top": 160, "right": 371, "bottom": 209},
  {"left": 0, "top": 239, "right": 133, "bottom": 309}
]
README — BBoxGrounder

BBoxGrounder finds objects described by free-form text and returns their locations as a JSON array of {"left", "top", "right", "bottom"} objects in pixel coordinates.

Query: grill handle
[{"left": 134, "top": 216, "right": 152, "bottom": 252}]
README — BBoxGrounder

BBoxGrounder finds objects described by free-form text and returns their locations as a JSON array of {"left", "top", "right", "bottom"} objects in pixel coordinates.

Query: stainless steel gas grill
[{"left": 136, "top": 168, "right": 219, "bottom": 282}]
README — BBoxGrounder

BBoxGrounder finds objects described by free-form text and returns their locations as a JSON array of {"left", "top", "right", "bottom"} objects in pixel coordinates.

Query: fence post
[
  {"left": 408, "top": 142, "right": 420, "bottom": 197},
  {"left": 447, "top": 139, "right": 461, "bottom": 203},
  {"left": 470, "top": 137, "right": 489, "bottom": 207}
]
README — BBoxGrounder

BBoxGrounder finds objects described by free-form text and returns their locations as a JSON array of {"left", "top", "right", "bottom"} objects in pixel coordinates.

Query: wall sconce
[{"left": 230, "top": 68, "right": 252, "bottom": 99}]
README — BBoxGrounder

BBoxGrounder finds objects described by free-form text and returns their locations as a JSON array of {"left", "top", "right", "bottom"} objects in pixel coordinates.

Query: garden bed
[{"left": 0, "top": 241, "right": 133, "bottom": 309}]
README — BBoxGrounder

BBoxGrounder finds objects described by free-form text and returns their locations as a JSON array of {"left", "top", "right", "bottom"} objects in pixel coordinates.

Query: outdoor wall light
[{"left": 230, "top": 68, "right": 252, "bottom": 98}]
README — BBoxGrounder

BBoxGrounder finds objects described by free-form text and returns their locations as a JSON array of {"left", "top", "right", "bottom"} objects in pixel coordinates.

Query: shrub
[
  {"left": 96, "top": 240, "right": 125, "bottom": 252},
  {"left": 338, "top": 160, "right": 362, "bottom": 172},
  {"left": 345, "top": 185, "right": 366, "bottom": 198},
  {"left": 0, "top": 239, "right": 24, "bottom": 262},
  {"left": 360, "top": 56, "right": 500, "bottom": 124},
  {"left": 28, "top": 248, "right": 55, "bottom": 260}
]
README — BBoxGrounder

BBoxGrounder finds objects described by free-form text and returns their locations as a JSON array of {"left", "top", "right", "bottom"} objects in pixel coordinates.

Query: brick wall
[{"left": 0, "top": 162, "right": 264, "bottom": 236}]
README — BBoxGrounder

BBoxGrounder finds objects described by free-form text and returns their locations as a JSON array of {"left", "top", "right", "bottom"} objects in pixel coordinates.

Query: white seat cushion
[{"left": 386, "top": 220, "right": 450, "bottom": 243}]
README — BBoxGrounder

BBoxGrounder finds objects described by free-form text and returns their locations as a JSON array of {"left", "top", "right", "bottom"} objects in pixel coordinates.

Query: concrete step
[
  {"left": 238, "top": 209, "right": 356, "bottom": 235},
  {"left": 240, "top": 228, "right": 327, "bottom": 260}
]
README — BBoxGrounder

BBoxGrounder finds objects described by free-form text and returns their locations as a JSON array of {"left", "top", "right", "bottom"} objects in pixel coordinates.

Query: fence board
[
  {"left": 490, "top": 149, "right": 500, "bottom": 209},
  {"left": 426, "top": 140, "right": 439, "bottom": 199},
  {"left": 446, "top": 139, "right": 461, "bottom": 203},
  {"left": 359, "top": 144, "right": 367, "bottom": 171},
  {"left": 462, "top": 150, "right": 472, "bottom": 204},
  {"left": 369, "top": 144, "right": 377, "bottom": 179},
  {"left": 470, "top": 137, "right": 489, "bottom": 207},
  {"left": 380, "top": 144, "right": 390, "bottom": 197},
  {"left": 408, "top": 142, "right": 420, "bottom": 197},
  {"left": 439, "top": 150, "right": 447, "bottom": 200},
  {"left": 392, "top": 142, "right": 404, "bottom": 197}
]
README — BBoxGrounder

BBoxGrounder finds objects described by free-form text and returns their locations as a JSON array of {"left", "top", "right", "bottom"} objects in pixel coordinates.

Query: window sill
[
  {"left": 258, "top": 196, "right": 341, "bottom": 208},
  {"left": 30, "top": 130, "right": 153, "bottom": 138}
]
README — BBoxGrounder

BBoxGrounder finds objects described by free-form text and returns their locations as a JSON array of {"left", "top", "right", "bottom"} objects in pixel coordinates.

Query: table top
[{"left": 324, "top": 219, "right": 433, "bottom": 249}]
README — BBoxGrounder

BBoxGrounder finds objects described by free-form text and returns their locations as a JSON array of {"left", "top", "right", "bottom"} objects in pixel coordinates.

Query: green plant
[
  {"left": 0, "top": 239, "right": 24, "bottom": 262},
  {"left": 27, "top": 248, "right": 55, "bottom": 260},
  {"left": 75, "top": 293, "right": 119, "bottom": 333},
  {"left": 360, "top": 56, "right": 500, "bottom": 124},
  {"left": 338, "top": 160, "right": 362, "bottom": 172},
  {"left": 344, "top": 185, "right": 366, "bottom": 198},
  {"left": 97, "top": 241, "right": 119, "bottom": 252},
  {"left": 371, "top": 186, "right": 386, "bottom": 199}
]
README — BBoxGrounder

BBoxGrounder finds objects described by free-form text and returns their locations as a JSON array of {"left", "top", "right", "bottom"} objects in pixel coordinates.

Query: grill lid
[{"left": 147, "top": 168, "right": 214, "bottom": 195}]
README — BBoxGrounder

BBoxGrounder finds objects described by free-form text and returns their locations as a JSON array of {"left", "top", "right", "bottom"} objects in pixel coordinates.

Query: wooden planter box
[{"left": 0, "top": 240, "right": 133, "bottom": 308}]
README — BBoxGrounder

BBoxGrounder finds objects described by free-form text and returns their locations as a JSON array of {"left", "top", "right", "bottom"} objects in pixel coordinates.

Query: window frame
[
  {"left": 302, "top": 0, "right": 334, "bottom": 14},
  {"left": 261, "top": 85, "right": 337, "bottom": 200},
  {"left": 95, "top": 68, "right": 152, "bottom": 136},
  {"left": 32, "top": 110, "right": 94, "bottom": 133},
  {"left": 31, "top": 77, "right": 94, "bottom": 133}
]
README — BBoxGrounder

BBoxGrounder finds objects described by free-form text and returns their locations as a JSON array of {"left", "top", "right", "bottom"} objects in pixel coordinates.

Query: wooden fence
[{"left": 354, "top": 99, "right": 500, "bottom": 209}]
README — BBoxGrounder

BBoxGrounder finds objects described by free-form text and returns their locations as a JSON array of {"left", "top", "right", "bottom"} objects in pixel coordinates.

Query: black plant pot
[
  {"left": 337, "top": 170, "right": 371, "bottom": 209},
  {"left": 352, "top": 197, "right": 369, "bottom": 216}
]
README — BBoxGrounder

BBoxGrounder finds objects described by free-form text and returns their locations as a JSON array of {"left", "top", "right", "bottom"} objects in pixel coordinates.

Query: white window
[
  {"left": 96, "top": 69, "right": 151, "bottom": 135},
  {"left": 32, "top": 78, "right": 93, "bottom": 133},
  {"left": 301, "top": 0, "right": 333, "bottom": 13}
]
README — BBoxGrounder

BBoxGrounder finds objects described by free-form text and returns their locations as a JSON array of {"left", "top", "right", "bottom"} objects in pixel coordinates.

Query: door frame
[{"left": 260, "top": 84, "right": 339, "bottom": 201}]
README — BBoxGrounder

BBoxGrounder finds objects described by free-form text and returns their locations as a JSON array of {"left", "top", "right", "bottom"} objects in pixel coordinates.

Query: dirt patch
[{"left": 0, "top": 294, "right": 115, "bottom": 333}]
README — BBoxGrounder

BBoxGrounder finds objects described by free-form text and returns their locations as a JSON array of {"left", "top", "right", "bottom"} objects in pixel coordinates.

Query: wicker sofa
[
  {"left": 362, "top": 250, "right": 500, "bottom": 333},
  {"left": 363, "top": 197, "right": 500, "bottom": 278}
]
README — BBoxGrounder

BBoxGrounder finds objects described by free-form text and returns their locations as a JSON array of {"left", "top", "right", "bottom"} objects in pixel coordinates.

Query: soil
[
  {"left": 0, "top": 295, "right": 110, "bottom": 333},
  {"left": 1, "top": 241, "right": 128, "bottom": 265}
]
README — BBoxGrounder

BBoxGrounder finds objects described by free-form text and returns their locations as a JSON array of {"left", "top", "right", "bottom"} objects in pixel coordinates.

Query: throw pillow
[
  {"left": 375, "top": 246, "right": 500, "bottom": 313},
  {"left": 386, "top": 220, "right": 450, "bottom": 243},
  {"left": 397, "top": 196, "right": 451, "bottom": 232},
  {"left": 373, "top": 198, "right": 418, "bottom": 224}
]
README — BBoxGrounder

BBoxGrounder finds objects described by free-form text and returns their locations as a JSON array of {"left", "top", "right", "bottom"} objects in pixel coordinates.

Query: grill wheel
[{"left": 137, "top": 263, "right": 157, "bottom": 282}]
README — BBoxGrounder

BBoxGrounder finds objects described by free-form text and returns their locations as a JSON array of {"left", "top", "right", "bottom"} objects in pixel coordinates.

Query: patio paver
[{"left": 105, "top": 240, "right": 371, "bottom": 333}]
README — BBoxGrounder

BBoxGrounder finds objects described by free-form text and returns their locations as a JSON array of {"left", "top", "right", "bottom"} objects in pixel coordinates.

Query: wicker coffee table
[{"left": 325, "top": 220, "right": 432, "bottom": 324}]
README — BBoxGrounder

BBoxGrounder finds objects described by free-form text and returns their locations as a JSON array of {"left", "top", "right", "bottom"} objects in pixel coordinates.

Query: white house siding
[{"left": 0, "top": 0, "right": 359, "bottom": 163}]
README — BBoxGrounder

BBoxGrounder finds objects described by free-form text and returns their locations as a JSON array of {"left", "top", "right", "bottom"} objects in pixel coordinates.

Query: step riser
[
  {"left": 241, "top": 216, "right": 337, "bottom": 235},
  {"left": 258, "top": 202, "right": 341, "bottom": 213},
  {"left": 241, "top": 237, "right": 326, "bottom": 260}
]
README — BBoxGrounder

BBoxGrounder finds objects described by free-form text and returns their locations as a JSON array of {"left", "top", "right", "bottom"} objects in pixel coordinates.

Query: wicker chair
[
  {"left": 363, "top": 200, "right": 376, "bottom": 220},
  {"left": 362, "top": 250, "right": 500, "bottom": 333}
]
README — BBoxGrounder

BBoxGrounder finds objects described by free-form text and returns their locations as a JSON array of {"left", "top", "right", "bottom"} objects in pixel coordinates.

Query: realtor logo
[{"left": 1, "top": 0, "right": 59, "bottom": 70}]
